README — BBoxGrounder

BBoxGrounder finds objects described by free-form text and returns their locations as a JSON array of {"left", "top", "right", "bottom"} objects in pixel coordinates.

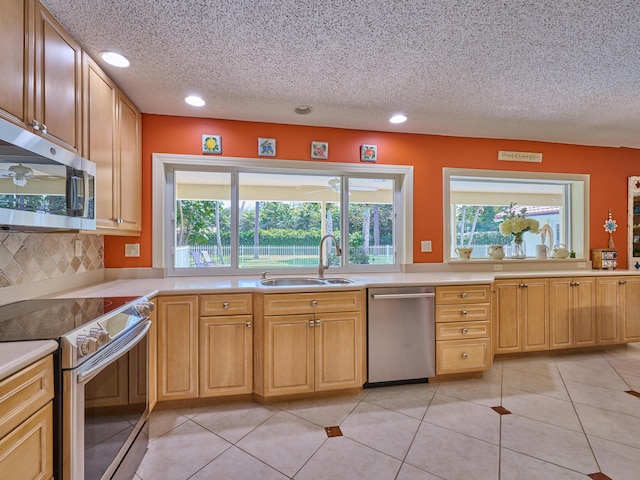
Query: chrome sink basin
[
  {"left": 260, "top": 277, "right": 355, "bottom": 286},
  {"left": 323, "top": 277, "right": 355, "bottom": 284},
  {"left": 260, "top": 277, "right": 327, "bottom": 286}
]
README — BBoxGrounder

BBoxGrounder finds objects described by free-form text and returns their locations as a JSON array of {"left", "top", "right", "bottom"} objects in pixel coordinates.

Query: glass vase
[{"left": 512, "top": 234, "right": 526, "bottom": 259}]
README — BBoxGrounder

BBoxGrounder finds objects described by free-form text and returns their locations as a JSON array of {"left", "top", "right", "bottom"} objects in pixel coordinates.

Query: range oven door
[{"left": 63, "top": 320, "right": 150, "bottom": 480}]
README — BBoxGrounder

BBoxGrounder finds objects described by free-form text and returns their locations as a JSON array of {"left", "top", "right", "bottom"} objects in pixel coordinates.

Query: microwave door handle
[
  {"left": 77, "top": 320, "right": 151, "bottom": 384},
  {"left": 82, "top": 170, "right": 89, "bottom": 217}
]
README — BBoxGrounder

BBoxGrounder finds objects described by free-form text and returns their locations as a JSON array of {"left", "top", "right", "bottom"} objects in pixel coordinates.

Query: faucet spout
[{"left": 318, "top": 234, "right": 341, "bottom": 279}]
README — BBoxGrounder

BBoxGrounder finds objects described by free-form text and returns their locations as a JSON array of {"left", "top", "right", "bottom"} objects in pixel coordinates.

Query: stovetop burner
[{"left": 0, "top": 297, "right": 139, "bottom": 342}]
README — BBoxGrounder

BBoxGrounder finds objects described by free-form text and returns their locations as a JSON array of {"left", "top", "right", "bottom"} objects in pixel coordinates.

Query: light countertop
[{"left": 0, "top": 340, "right": 58, "bottom": 381}]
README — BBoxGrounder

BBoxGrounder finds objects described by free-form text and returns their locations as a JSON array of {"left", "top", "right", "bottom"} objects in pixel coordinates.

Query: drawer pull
[
  {"left": 461, "top": 310, "right": 468, "bottom": 316},
  {"left": 461, "top": 292, "right": 468, "bottom": 299},
  {"left": 222, "top": 302, "right": 230, "bottom": 309},
  {"left": 246, "top": 321, "right": 252, "bottom": 328},
  {"left": 311, "top": 300, "right": 318, "bottom": 307},
  {"left": 461, "top": 328, "right": 468, "bottom": 334},
  {"left": 461, "top": 353, "right": 468, "bottom": 359}
]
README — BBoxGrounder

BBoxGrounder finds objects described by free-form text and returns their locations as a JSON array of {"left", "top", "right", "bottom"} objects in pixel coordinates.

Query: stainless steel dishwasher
[{"left": 366, "top": 286, "right": 435, "bottom": 386}]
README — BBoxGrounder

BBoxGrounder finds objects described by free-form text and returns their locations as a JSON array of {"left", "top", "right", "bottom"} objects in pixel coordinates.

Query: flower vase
[{"left": 512, "top": 234, "right": 526, "bottom": 259}]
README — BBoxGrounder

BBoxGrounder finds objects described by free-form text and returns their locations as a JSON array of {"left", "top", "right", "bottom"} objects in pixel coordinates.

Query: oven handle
[
  {"left": 370, "top": 292, "right": 435, "bottom": 300},
  {"left": 77, "top": 320, "right": 151, "bottom": 384}
]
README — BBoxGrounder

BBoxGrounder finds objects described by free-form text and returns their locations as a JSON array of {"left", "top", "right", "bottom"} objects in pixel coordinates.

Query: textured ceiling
[{"left": 41, "top": 0, "right": 640, "bottom": 148}]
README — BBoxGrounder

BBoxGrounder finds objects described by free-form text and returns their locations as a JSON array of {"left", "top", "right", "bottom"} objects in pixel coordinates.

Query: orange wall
[{"left": 104, "top": 114, "right": 640, "bottom": 268}]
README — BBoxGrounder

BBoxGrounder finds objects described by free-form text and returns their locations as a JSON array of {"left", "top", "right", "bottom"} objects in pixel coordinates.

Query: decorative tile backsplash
[{"left": 0, "top": 233, "right": 103, "bottom": 288}]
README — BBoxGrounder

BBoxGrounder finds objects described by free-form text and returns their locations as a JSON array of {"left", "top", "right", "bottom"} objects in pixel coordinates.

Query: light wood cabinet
[
  {"left": 596, "top": 276, "right": 640, "bottom": 344},
  {"left": 493, "top": 278, "right": 549, "bottom": 354},
  {"left": 435, "top": 285, "right": 492, "bottom": 375},
  {"left": 199, "top": 294, "right": 253, "bottom": 397},
  {"left": 83, "top": 53, "right": 142, "bottom": 235},
  {"left": 550, "top": 277, "right": 596, "bottom": 349},
  {"left": 0, "top": 355, "right": 53, "bottom": 480},
  {"left": 148, "top": 297, "right": 158, "bottom": 411},
  {"left": 0, "top": 0, "right": 82, "bottom": 152},
  {"left": 157, "top": 295, "right": 199, "bottom": 401},
  {"left": 256, "top": 290, "right": 364, "bottom": 398}
]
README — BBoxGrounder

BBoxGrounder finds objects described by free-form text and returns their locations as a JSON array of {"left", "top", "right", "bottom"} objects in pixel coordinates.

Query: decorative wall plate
[{"left": 202, "top": 135, "right": 222, "bottom": 154}]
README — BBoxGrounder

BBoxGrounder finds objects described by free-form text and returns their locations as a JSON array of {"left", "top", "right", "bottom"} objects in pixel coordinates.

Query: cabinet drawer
[
  {"left": 436, "top": 339, "right": 491, "bottom": 375},
  {"left": 200, "top": 293, "right": 252, "bottom": 316},
  {"left": 436, "top": 304, "right": 490, "bottom": 322},
  {"left": 0, "top": 356, "right": 53, "bottom": 439},
  {"left": 263, "top": 290, "right": 363, "bottom": 315},
  {"left": 436, "top": 321, "right": 490, "bottom": 340},
  {"left": 436, "top": 285, "right": 491, "bottom": 305}
]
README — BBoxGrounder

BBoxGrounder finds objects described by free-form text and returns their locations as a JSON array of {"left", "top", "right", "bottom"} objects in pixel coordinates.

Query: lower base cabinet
[{"left": 0, "top": 355, "right": 54, "bottom": 480}]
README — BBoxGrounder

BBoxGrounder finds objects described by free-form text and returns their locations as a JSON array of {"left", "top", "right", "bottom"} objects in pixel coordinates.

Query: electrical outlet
[
  {"left": 74, "top": 239, "right": 83, "bottom": 257},
  {"left": 578, "top": 262, "right": 586, "bottom": 268},
  {"left": 493, "top": 264, "right": 503, "bottom": 271},
  {"left": 420, "top": 240, "right": 432, "bottom": 252},
  {"left": 125, "top": 243, "right": 140, "bottom": 257}
]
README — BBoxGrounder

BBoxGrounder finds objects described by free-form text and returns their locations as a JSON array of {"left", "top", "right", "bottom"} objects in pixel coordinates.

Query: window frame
[
  {"left": 152, "top": 154, "right": 414, "bottom": 276},
  {"left": 442, "top": 167, "right": 590, "bottom": 262}
]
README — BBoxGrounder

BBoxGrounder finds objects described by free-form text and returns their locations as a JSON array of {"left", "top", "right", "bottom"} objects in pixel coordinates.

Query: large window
[
  {"left": 444, "top": 168, "right": 589, "bottom": 261},
  {"left": 156, "top": 156, "right": 408, "bottom": 275}
]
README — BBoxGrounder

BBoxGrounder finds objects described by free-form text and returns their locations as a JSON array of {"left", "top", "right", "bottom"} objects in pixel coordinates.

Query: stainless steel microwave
[{"left": 0, "top": 118, "right": 96, "bottom": 232}]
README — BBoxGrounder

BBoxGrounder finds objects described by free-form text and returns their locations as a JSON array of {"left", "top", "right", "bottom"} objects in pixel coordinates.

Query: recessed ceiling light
[
  {"left": 389, "top": 114, "right": 407, "bottom": 124},
  {"left": 100, "top": 51, "right": 130, "bottom": 68},
  {"left": 185, "top": 96, "right": 206, "bottom": 107},
  {"left": 294, "top": 105, "right": 313, "bottom": 115}
]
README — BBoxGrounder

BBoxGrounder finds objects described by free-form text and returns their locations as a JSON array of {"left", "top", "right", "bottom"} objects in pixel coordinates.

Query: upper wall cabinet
[
  {"left": 0, "top": 0, "right": 82, "bottom": 153},
  {"left": 83, "top": 55, "right": 142, "bottom": 235}
]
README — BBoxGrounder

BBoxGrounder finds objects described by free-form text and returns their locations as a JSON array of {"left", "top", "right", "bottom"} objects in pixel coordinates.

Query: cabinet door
[
  {"left": 0, "top": 0, "right": 32, "bottom": 126},
  {"left": 521, "top": 279, "right": 549, "bottom": 352},
  {"left": 493, "top": 280, "right": 521, "bottom": 353},
  {"left": 148, "top": 297, "right": 158, "bottom": 411},
  {"left": 622, "top": 277, "right": 640, "bottom": 342},
  {"left": 596, "top": 277, "right": 622, "bottom": 344},
  {"left": 315, "top": 311, "right": 362, "bottom": 391},
  {"left": 0, "top": 403, "right": 53, "bottom": 480},
  {"left": 573, "top": 277, "right": 596, "bottom": 347},
  {"left": 550, "top": 278, "right": 573, "bottom": 349},
  {"left": 264, "top": 314, "right": 314, "bottom": 396},
  {"left": 115, "top": 92, "right": 142, "bottom": 233},
  {"left": 33, "top": 1, "right": 82, "bottom": 152},
  {"left": 200, "top": 314, "right": 253, "bottom": 397},
  {"left": 83, "top": 54, "right": 117, "bottom": 230},
  {"left": 157, "top": 296, "right": 199, "bottom": 401}
]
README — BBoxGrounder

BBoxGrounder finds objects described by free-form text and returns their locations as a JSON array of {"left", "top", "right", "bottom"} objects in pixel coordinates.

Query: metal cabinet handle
[
  {"left": 311, "top": 300, "right": 318, "bottom": 307},
  {"left": 461, "top": 310, "right": 468, "bottom": 316},
  {"left": 309, "top": 320, "right": 315, "bottom": 327},
  {"left": 461, "top": 353, "right": 468, "bottom": 359},
  {"left": 315, "top": 320, "right": 320, "bottom": 326},
  {"left": 461, "top": 328, "right": 468, "bottom": 334},
  {"left": 461, "top": 292, "right": 468, "bottom": 299},
  {"left": 570, "top": 281, "right": 580, "bottom": 286},
  {"left": 519, "top": 283, "right": 528, "bottom": 288},
  {"left": 31, "top": 119, "right": 41, "bottom": 130},
  {"left": 222, "top": 302, "right": 230, "bottom": 309},
  {"left": 246, "top": 321, "right": 252, "bottom": 328},
  {"left": 619, "top": 280, "right": 627, "bottom": 285},
  {"left": 41, "top": 123, "right": 47, "bottom": 134}
]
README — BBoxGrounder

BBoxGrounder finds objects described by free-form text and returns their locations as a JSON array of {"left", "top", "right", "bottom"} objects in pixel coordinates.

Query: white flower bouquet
[{"left": 499, "top": 203, "right": 540, "bottom": 237}]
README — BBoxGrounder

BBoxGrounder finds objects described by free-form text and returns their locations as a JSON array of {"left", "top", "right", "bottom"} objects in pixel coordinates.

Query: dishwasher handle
[{"left": 370, "top": 292, "right": 435, "bottom": 300}]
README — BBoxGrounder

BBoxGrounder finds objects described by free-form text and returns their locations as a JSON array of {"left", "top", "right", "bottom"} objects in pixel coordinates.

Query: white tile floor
[{"left": 136, "top": 344, "right": 640, "bottom": 480}]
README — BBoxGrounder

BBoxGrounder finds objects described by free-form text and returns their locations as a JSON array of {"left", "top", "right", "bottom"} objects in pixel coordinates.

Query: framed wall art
[
  {"left": 311, "top": 141, "right": 328, "bottom": 159},
  {"left": 360, "top": 144, "right": 377, "bottom": 162},
  {"left": 202, "top": 135, "right": 222, "bottom": 154},
  {"left": 258, "top": 138, "right": 276, "bottom": 156}
]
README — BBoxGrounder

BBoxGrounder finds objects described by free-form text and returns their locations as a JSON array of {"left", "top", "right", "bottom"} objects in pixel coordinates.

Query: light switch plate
[
  {"left": 125, "top": 243, "right": 140, "bottom": 257},
  {"left": 420, "top": 240, "right": 432, "bottom": 252},
  {"left": 493, "top": 264, "right": 503, "bottom": 271}
]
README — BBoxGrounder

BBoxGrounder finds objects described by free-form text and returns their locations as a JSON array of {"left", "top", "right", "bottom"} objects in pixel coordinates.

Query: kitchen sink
[
  {"left": 260, "top": 277, "right": 354, "bottom": 286},
  {"left": 323, "top": 277, "right": 355, "bottom": 284}
]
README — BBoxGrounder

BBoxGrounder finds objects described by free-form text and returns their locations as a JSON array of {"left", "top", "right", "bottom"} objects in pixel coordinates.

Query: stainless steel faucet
[{"left": 318, "top": 234, "right": 342, "bottom": 279}]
